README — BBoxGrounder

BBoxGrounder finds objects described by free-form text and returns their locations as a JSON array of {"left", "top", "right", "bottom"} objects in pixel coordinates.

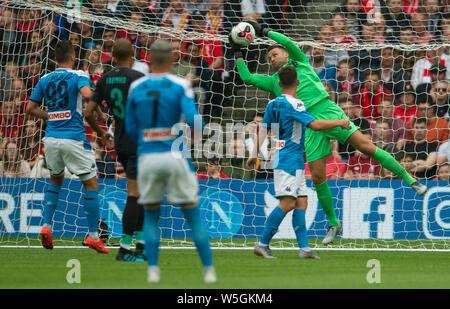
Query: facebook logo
[
  {"left": 343, "top": 188, "right": 394, "bottom": 239},
  {"left": 423, "top": 187, "right": 450, "bottom": 239}
]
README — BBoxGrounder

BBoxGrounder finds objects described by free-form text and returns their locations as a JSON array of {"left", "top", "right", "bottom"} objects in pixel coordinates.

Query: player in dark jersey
[{"left": 85, "top": 38, "right": 145, "bottom": 262}]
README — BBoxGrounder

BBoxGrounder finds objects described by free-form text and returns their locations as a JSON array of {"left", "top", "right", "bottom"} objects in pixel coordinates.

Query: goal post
[{"left": 0, "top": 0, "right": 449, "bottom": 251}]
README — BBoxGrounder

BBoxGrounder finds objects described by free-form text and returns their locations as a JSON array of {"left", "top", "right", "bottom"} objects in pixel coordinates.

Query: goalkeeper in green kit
[{"left": 232, "top": 22, "right": 428, "bottom": 244}]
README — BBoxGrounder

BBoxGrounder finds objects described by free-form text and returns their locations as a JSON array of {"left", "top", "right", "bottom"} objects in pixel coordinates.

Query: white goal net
[{"left": 0, "top": 0, "right": 449, "bottom": 251}]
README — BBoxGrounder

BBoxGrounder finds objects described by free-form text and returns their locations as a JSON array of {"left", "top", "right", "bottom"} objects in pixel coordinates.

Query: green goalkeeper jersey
[{"left": 236, "top": 31, "right": 329, "bottom": 110}]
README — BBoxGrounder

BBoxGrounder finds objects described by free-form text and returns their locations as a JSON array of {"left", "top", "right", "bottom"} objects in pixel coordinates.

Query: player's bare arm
[
  {"left": 246, "top": 127, "right": 270, "bottom": 170},
  {"left": 26, "top": 100, "right": 48, "bottom": 120}
]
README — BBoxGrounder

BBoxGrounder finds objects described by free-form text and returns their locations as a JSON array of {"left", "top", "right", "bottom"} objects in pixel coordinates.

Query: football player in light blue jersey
[
  {"left": 247, "top": 66, "right": 349, "bottom": 259},
  {"left": 125, "top": 40, "right": 216, "bottom": 284},
  {"left": 26, "top": 40, "right": 109, "bottom": 254}
]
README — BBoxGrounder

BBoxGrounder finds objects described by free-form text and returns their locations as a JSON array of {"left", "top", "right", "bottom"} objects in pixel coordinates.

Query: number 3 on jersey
[{"left": 111, "top": 87, "right": 125, "bottom": 119}]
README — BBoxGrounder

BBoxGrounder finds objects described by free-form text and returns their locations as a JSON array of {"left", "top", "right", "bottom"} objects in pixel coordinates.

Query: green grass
[{"left": 1, "top": 247, "right": 449, "bottom": 289}]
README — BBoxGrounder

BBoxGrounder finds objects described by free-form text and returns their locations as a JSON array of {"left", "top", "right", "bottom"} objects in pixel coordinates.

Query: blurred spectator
[
  {"left": 402, "top": 117, "right": 438, "bottom": 179},
  {"left": 379, "top": 47, "right": 409, "bottom": 93},
  {"left": 16, "top": 7, "right": 38, "bottom": 34},
  {"left": 334, "top": 0, "right": 367, "bottom": 40},
  {"left": 343, "top": 131, "right": 381, "bottom": 180},
  {"left": 316, "top": 25, "right": 348, "bottom": 67},
  {"left": 5, "top": 61, "right": 20, "bottom": 79},
  {"left": 18, "top": 118, "right": 43, "bottom": 169},
  {"left": 10, "top": 78, "right": 28, "bottom": 115},
  {"left": 160, "top": 0, "right": 190, "bottom": 31},
  {"left": 379, "top": 0, "right": 412, "bottom": 43},
  {"left": 411, "top": 44, "right": 450, "bottom": 88},
  {"left": 330, "top": 13, "right": 359, "bottom": 46},
  {"left": 117, "top": 8, "right": 145, "bottom": 46},
  {"left": 335, "top": 58, "right": 359, "bottom": 96},
  {"left": 423, "top": 0, "right": 444, "bottom": 37},
  {"left": 393, "top": 82, "right": 417, "bottom": 127},
  {"left": 264, "top": 0, "right": 294, "bottom": 33},
  {"left": 370, "top": 13, "right": 388, "bottom": 44},
  {"left": 69, "top": 32, "right": 84, "bottom": 70},
  {"left": 309, "top": 45, "right": 337, "bottom": 89},
  {"left": 100, "top": 28, "right": 116, "bottom": 64},
  {"left": 0, "top": 100, "right": 24, "bottom": 139},
  {"left": 83, "top": 46, "right": 104, "bottom": 85},
  {"left": 430, "top": 80, "right": 450, "bottom": 120},
  {"left": 322, "top": 80, "right": 336, "bottom": 103},
  {"left": 374, "top": 96, "right": 409, "bottom": 150},
  {"left": 0, "top": 139, "right": 30, "bottom": 177},
  {"left": 21, "top": 54, "right": 42, "bottom": 92},
  {"left": 435, "top": 162, "right": 450, "bottom": 180},
  {"left": 171, "top": 39, "right": 196, "bottom": 79},
  {"left": 186, "top": 0, "right": 209, "bottom": 14},
  {"left": 355, "top": 70, "right": 392, "bottom": 120},
  {"left": 197, "top": 157, "right": 230, "bottom": 179},
  {"left": 337, "top": 92, "right": 371, "bottom": 159},
  {"left": 137, "top": 31, "right": 156, "bottom": 66},
  {"left": 381, "top": 150, "right": 417, "bottom": 179},
  {"left": 206, "top": 0, "right": 225, "bottom": 35},
  {"left": 416, "top": 63, "right": 447, "bottom": 96},
  {"left": 40, "top": 16, "right": 62, "bottom": 48},
  {"left": 30, "top": 155, "right": 75, "bottom": 178},
  {"left": 241, "top": 0, "right": 265, "bottom": 23},
  {"left": 0, "top": 7, "right": 28, "bottom": 65},
  {"left": 437, "top": 134, "right": 450, "bottom": 164},
  {"left": 72, "top": 6, "right": 97, "bottom": 48},
  {"left": 184, "top": 41, "right": 211, "bottom": 104},
  {"left": 131, "top": 45, "right": 150, "bottom": 74},
  {"left": 372, "top": 118, "right": 397, "bottom": 154},
  {"left": 305, "top": 139, "right": 346, "bottom": 180},
  {"left": 416, "top": 97, "right": 449, "bottom": 144},
  {"left": 349, "top": 22, "right": 381, "bottom": 82},
  {"left": 91, "top": 0, "right": 113, "bottom": 39},
  {"left": 222, "top": 138, "right": 255, "bottom": 179},
  {"left": 90, "top": 139, "right": 116, "bottom": 179},
  {"left": 444, "top": 23, "right": 450, "bottom": 45},
  {"left": 411, "top": 12, "right": 434, "bottom": 45}
]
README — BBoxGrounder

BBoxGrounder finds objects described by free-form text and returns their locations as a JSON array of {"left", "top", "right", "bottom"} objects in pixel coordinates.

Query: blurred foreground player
[
  {"left": 85, "top": 38, "right": 146, "bottom": 262},
  {"left": 26, "top": 41, "right": 108, "bottom": 253},
  {"left": 125, "top": 40, "right": 217, "bottom": 284}
]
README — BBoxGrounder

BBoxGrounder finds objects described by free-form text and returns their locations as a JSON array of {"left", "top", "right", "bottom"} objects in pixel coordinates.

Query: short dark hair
[
  {"left": 337, "top": 92, "right": 353, "bottom": 105},
  {"left": 278, "top": 66, "right": 297, "bottom": 88},
  {"left": 395, "top": 150, "right": 414, "bottom": 161},
  {"left": 365, "top": 69, "right": 381, "bottom": 79},
  {"left": 55, "top": 40, "right": 75, "bottom": 64},
  {"left": 412, "top": 117, "right": 427, "bottom": 127},
  {"left": 267, "top": 44, "right": 287, "bottom": 54},
  {"left": 112, "top": 38, "right": 133, "bottom": 61}
]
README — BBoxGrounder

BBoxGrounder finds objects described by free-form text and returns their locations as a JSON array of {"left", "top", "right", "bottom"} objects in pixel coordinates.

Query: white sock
[
  {"left": 301, "top": 247, "right": 311, "bottom": 252},
  {"left": 258, "top": 242, "right": 269, "bottom": 247}
]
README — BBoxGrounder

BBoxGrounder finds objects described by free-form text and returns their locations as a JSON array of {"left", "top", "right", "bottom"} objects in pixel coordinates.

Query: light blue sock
[
  {"left": 83, "top": 190, "right": 99, "bottom": 235},
  {"left": 292, "top": 209, "right": 309, "bottom": 249},
  {"left": 260, "top": 206, "right": 286, "bottom": 246},
  {"left": 143, "top": 208, "right": 161, "bottom": 266},
  {"left": 182, "top": 206, "right": 213, "bottom": 267},
  {"left": 43, "top": 183, "right": 61, "bottom": 227}
]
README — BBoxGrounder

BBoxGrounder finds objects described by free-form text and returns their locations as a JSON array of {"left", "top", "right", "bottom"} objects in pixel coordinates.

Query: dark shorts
[{"left": 117, "top": 152, "right": 137, "bottom": 180}]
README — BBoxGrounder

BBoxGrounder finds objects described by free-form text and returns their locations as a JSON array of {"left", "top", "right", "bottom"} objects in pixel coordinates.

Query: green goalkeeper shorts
[{"left": 305, "top": 98, "right": 360, "bottom": 163}]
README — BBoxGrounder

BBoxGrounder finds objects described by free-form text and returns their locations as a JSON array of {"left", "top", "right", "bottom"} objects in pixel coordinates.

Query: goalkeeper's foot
[
  {"left": 203, "top": 266, "right": 218, "bottom": 284},
  {"left": 116, "top": 247, "right": 144, "bottom": 262},
  {"left": 411, "top": 181, "right": 428, "bottom": 196},
  {"left": 134, "top": 243, "right": 147, "bottom": 261},
  {"left": 147, "top": 266, "right": 161, "bottom": 284},
  {"left": 85, "top": 236, "right": 109, "bottom": 254},
  {"left": 40, "top": 226, "right": 53, "bottom": 250},
  {"left": 298, "top": 248, "right": 320, "bottom": 259},
  {"left": 322, "top": 225, "right": 343, "bottom": 245},
  {"left": 254, "top": 244, "right": 276, "bottom": 259}
]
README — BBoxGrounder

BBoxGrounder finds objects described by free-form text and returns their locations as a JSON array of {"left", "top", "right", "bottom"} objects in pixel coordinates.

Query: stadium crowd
[{"left": 0, "top": 0, "right": 449, "bottom": 181}]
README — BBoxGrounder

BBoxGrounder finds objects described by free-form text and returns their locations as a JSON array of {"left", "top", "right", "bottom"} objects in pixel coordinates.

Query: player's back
[
  {"left": 30, "top": 68, "right": 90, "bottom": 141},
  {"left": 92, "top": 67, "right": 144, "bottom": 154},
  {"left": 264, "top": 94, "right": 314, "bottom": 170},
  {"left": 126, "top": 73, "right": 201, "bottom": 155}
]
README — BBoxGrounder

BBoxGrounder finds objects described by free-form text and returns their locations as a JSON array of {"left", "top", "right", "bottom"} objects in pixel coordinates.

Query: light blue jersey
[
  {"left": 29, "top": 68, "right": 91, "bottom": 142},
  {"left": 263, "top": 94, "right": 315, "bottom": 173},
  {"left": 125, "top": 73, "right": 203, "bottom": 156}
]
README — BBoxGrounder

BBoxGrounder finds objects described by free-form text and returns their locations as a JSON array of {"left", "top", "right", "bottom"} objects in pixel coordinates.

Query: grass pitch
[{"left": 1, "top": 247, "right": 449, "bottom": 289}]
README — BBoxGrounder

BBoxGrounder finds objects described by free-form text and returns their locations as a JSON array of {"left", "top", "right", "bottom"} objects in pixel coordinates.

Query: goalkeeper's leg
[{"left": 346, "top": 131, "right": 427, "bottom": 195}]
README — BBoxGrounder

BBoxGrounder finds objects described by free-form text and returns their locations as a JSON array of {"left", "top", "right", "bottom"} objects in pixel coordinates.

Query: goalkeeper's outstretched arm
[{"left": 265, "top": 31, "right": 309, "bottom": 64}]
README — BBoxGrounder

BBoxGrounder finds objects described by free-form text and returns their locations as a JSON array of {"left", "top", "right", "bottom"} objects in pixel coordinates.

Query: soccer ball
[{"left": 230, "top": 22, "right": 256, "bottom": 47}]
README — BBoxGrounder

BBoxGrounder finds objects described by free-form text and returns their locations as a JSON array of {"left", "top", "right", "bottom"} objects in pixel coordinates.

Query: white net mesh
[{"left": 0, "top": 0, "right": 449, "bottom": 250}]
